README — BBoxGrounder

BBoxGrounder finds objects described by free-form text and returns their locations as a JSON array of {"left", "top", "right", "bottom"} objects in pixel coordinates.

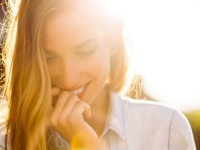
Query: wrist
[{"left": 70, "top": 136, "right": 99, "bottom": 150}]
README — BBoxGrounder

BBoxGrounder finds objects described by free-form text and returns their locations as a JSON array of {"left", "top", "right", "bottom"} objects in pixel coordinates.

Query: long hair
[
  {"left": 3, "top": 0, "right": 55, "bottom": 149},
  {"left": 2, "top": 0, "right": 134, "bottom": 149}
]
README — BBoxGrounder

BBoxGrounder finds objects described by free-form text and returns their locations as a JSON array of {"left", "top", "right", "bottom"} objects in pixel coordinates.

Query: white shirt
[
  {"left": 98, "top": 92, "right": 196, "bottom": 150},
  {"left": 0, "top": 92, "right": 196, "bottom": 150}
]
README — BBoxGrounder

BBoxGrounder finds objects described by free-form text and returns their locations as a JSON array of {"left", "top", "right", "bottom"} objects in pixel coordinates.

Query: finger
[
  {"left": 58, "top": 95, "right": 80, "bottom": 122},
  {"left": 53, "top": 91, "right": 71, "bottom": 111},
  {"left": 82, "top": 102, "right": 91, "bottom": 120},
  {"left": 50, "top": 91, "right": 71, "bottom": 124},
  {"left": 51, "top": 87, "right": 61, "bottom": 97},
  {"left": 72, "top": 101, "right": 91, "bottom": 120},
  {"left": 51, "top": 87, "right": 61, "bottom": 107}
]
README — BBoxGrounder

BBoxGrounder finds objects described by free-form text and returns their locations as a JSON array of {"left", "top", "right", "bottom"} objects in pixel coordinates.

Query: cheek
[
  {"left": 47, "top": 63, "right": 60, "bottom": 84},
  {"left": 89, "top": 51, "right": 110, "bottom": 83}
]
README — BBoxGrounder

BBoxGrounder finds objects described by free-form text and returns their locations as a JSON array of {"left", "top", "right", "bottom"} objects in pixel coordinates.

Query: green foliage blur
[{"left": 184, "top": 109, "right": 200, "bottom": 150}]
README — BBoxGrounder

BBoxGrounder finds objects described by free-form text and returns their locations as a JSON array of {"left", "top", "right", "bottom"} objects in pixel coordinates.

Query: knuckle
[
  {"left": 70, "top": 95, "right": 79, "bottom": 102},
  {"left": 60, "top": 91, "right": 70, "bottom": 98},
  {"left": 76, "top": 100, "right": 84, "bottom": 106},
  {"left": 67, "top": 114, "right": 75, "bottom": 123},
  {"left": 49, "top": 116, "right": 57, "bottom": 128},
  {"left": 77, "top": 101, "right": 87, "bottom": 110},
  {"left": 58, "top": 115, "right": 67, "bottom": 125}
]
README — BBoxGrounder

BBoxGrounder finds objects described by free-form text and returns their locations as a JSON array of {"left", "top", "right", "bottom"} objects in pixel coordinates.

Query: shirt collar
[{"left": 101, "top": 92, "right": 126, "bottom": 140}]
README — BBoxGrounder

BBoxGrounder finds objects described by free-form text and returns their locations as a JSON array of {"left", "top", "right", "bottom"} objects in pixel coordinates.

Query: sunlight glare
[{"left": 120, "top": 0, "right": 200, "bottom": 111}]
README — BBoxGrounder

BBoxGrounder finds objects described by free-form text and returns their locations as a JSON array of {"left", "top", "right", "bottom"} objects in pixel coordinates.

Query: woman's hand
[{"left": 49, "top": 87, "right": 99, "bottom": 150}]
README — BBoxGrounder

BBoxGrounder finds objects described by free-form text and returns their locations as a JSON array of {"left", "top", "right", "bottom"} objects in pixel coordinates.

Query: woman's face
[{"left": 43, "top": 8, "right": 113, "bottom": 105}]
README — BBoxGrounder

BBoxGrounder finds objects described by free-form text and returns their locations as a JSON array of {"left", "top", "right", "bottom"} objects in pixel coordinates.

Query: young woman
[{"left": 0, "top": 0, "right": 196, "bottom": 149}]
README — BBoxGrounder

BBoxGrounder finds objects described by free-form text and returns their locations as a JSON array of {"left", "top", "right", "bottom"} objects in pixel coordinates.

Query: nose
[{"left": 59, "top": 59, "right": 81, "bottom": 89}]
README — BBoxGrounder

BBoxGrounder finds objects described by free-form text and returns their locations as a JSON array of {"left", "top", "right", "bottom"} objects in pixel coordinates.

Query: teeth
[{"left": 70, "top": 86, "right": 84, "bottom": 95}]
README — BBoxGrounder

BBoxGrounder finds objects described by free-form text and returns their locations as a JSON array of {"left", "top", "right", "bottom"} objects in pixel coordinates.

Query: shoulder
[
  {"left": 111, "top": 92, "right": 191, "bottom": 131},
  {"left": 112, "top": 92, "right": 179, "bottom": 118},
  {"left": 111, "top": 93, "right": 196, "bottom": 149}
]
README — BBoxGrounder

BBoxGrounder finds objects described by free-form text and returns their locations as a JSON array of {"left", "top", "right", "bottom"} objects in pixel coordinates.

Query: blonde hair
[
  {"left": 3, "top": 0, "right": 55, "bottom": 149},
  {"left": 2, "top": 0, "right": 135, "bottom": 149}
]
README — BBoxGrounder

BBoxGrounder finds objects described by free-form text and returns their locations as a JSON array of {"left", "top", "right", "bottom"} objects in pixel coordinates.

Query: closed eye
[
  {"left": 78, "top": 49, "right": 96, "bottom": 57},
  {"left": 45, "top": 53, "right": 58, "bottom": 62},
  {"left": 46, "top": 56, "right": 57, "bottom": 61}
]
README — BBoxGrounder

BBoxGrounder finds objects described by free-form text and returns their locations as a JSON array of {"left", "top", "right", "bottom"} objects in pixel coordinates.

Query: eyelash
[
  {"left": 46, "top": 56, "right": 57, "bottom": 62},
  {"left": 78, "top": 49, "right": 96, "bottom": 57},
  {"left": 45, "top": 48, "right": 96, "bottom": 62}
]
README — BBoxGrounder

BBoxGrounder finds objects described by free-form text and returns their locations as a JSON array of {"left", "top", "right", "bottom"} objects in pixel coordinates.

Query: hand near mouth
[{"left": 49, "top": 87, "right": 99, "bottom": 150}]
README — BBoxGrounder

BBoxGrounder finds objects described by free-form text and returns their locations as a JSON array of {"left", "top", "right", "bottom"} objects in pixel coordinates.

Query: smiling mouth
[
  {"left": 52, "top": 82, "right": 90, "bottom": 107},
  {"left": 70, "top": 82, "right": 90, "bottom": 99},
  {"left": 70, "top": 85, "right": 85, "bottom": 95}
]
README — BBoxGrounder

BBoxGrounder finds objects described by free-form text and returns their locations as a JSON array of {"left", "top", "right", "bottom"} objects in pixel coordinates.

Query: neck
[{"left": 87, "top": 86, "right": 110, "bottom": 137}]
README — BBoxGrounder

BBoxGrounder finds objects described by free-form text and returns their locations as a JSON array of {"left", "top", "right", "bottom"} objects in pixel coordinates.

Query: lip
[
  {"left": 52, "top": 82, "right": 91, "bottom": 107},
  {"left": 77, "top": 81, "right": 90, "bottom": 99}
]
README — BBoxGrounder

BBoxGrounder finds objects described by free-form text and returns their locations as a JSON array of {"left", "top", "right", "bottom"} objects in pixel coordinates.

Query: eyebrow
[
  {"left": 72, "top": 38, "right": 99, "bottom": 50},
  {"left": 45, "top": 38, "right": 99, "bottom": 54}
]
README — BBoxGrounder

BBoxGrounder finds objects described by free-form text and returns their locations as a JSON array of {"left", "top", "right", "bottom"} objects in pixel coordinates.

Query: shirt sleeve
[
  {"left": 0, "top": 124, "right": 6, "bottom": 150},
  {"left": 169, "top": 110, "right": 196, "bottom": 150}
]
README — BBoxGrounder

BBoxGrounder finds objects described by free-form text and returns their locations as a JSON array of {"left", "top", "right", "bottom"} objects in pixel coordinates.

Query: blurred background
[
  {"left": 119, "top": 0, "right": 200, "bottom": 148},
  {"left": 122, "top": 0, "right": 200, "bottom": 112},
  {"left": 0, "top": 0, "right": 199, "bottom": 148}
]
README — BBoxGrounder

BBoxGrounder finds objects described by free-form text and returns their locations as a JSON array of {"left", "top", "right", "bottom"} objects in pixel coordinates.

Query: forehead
[{"left": 43, "top": 7, "right": 105, "bottom": 52}]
